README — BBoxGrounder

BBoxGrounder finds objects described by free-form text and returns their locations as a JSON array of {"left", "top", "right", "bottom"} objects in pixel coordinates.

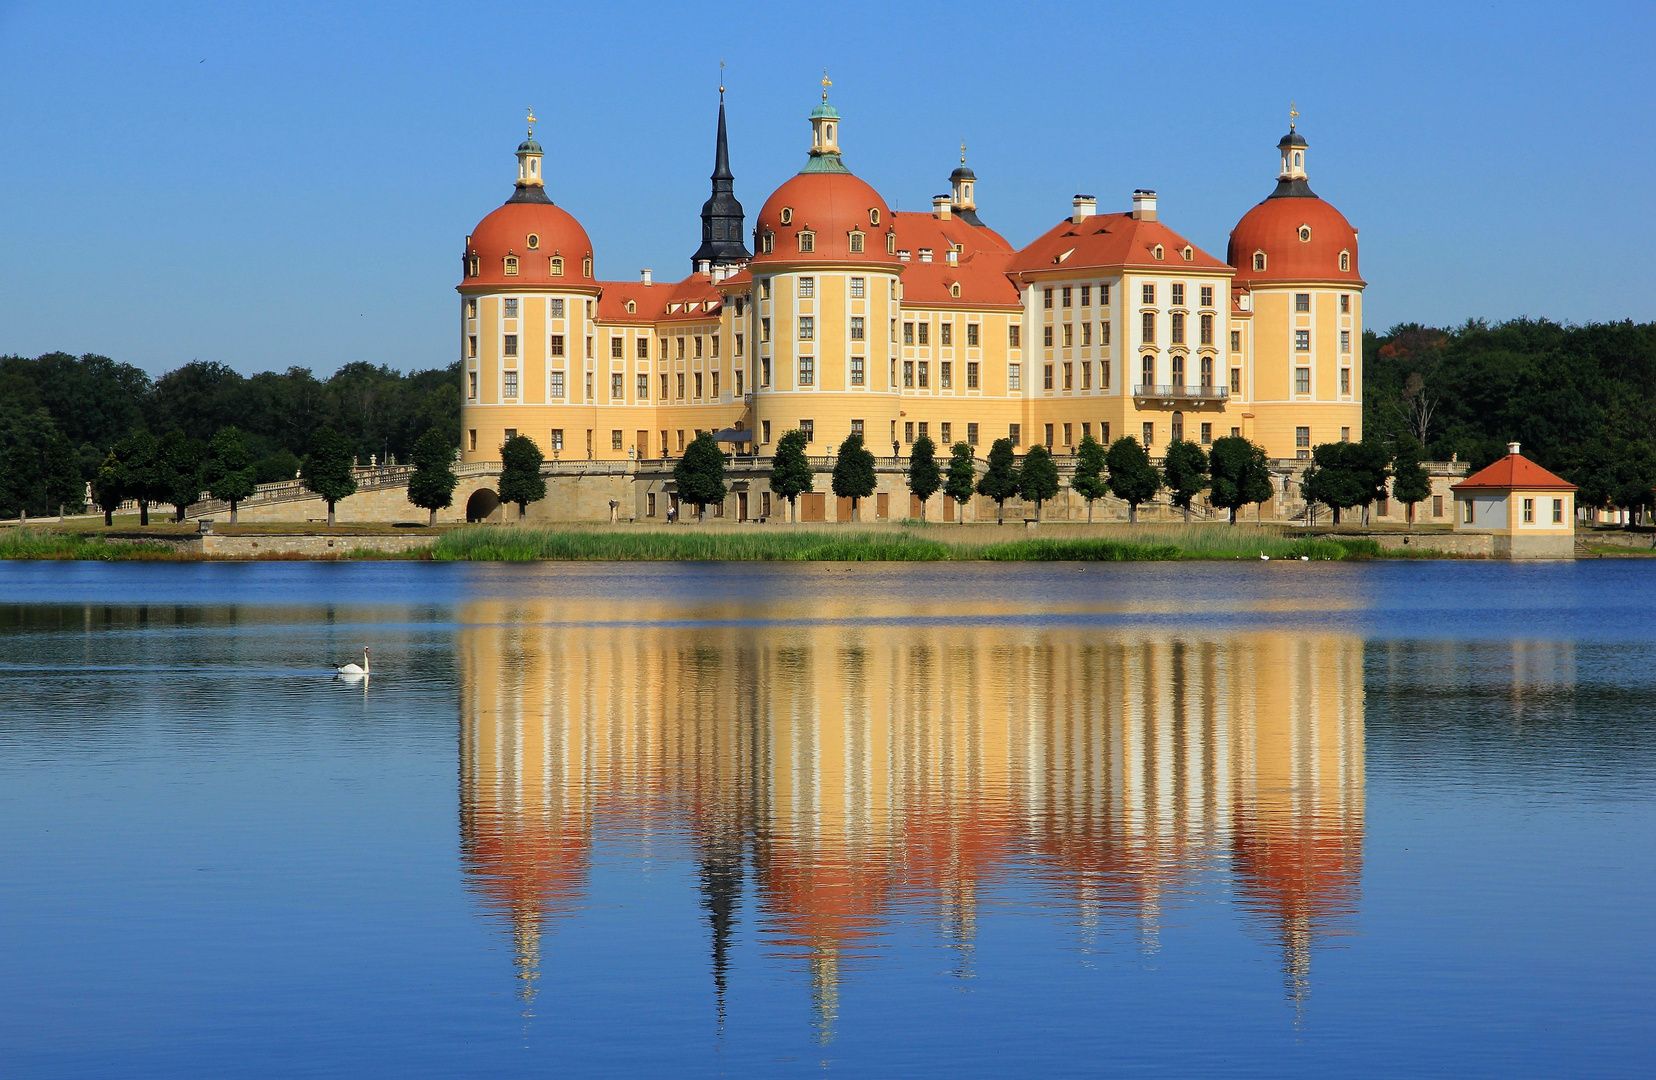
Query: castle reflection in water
[{"left": 457, "top": 598, "right": 1364, "bottom": 1028}]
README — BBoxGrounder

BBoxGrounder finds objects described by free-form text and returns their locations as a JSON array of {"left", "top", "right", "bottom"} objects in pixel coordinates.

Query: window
[
  {"left": 849, "top": 418, "right": 864, "bottom": 438},
  {"left": 1340, "top": 368, "right": 1352, "bottom": 395},
  {"left": 1008, "top": 364, "right": 1021, "bottom": 390},
  {"left": 694, "top": 372, "right": 703, "bottom": 397},
  {"left": 1296, "top": 293, "right": 1311, "bottom": 312},
  {"left": 1044, "top": 364, "right": 1054, "bottom": 390},
  {"left": 1101, "top": 283, "right": 1111, "bottom": 305},
  {"left": 551, "top": 371, "right": 564, "bottom": 397},
  {"left": 918, "top": 362, "right": 929, "bottom": 388},
  {"left": 761, "top": 357, "right": 771, "bottom": 386},
  {"left": 1200, "top": 314, "right": 1213, "bottom": 346},
  {"left": 1062, "top": 324, "right": 1074, "bottom": 347},
  {"left": 761, "top": 278, "right": 772, "bottom": 299},
  {"left": 1009, "top": 423, "right": 1021, "bottom": 446},
  {"left": 677, "top": 430, "right": 685, "bottom": 451},
  {"left": 735, "top": 333, "right": 744, "bottom": 356},
  {"left": 779, "top": 207, "right": 793, "bottom": 225},
  {"left": 611, "top": 373, "right": 624, "bottom": 399},
  {"left": 1434, "top": 495, "right": 1444, "bottom": 518},
  {"left": 1553, "top": 498, "right": 1565, "bottom": 524},
  {"left": 848, "top": 231, "right": 864, "bottom": 253},
  {"left": 1296, "top": 426, "right": 1311, "bottom": 450},
  {"left": 676, "top": 337, "right": 686, "bottom": 359},
  {"left": 1139, "top": 354, "right": 1154, "bottom": 387},
  {"left": 695, "top": 336, "right": 704, "bottom": 358},
  {"left": 735, "top": 370, "right": 743, "bottom": 395},
  {"left": 903, "top": 322, "right": 915, "bottom": 345},
  {"left": 917, "top": 324, "right": 930, "bottom": 346},
  {"left": 904, "top": 421, "right": 914, "bottom": 443},
  {"left": 799, "top": 356, "right": 814, "bottom": 386},
  {"left": 1143, "top": 422, "right": 1154, "bottom": 446},
  {"left": 1063, "top": 362, "right": 1073, "bottom": 390},
  {"left": 1230, "top": 368, "right": 1241, "bottom": 393},
  {"left": 869, "top": 208, "right": 880, "bottom": 225},
  {"left": 467, "top": 256, "right": 479, "bottom": 277},
  {"left": 1082, "top": 322, "right": 1092, "bottom": 347},
  {"left": 967, "top": 323, "right": 980, "bottom": 347},
  {"left": 1340, "top": 330, "right": 1351, "bottom": 354},
  {"left": 762, "top": 420, "right": 771, "bottom": 444},
  {"left": 1045, "top": 423, "right": 1055, "bottom": 446},
  {"left": 851, "top": 355, "right": 865, "bottom": 385},
  {"left": 466, "top": 298, "right": 478, "bottom": 318},
  {"left": 468, "top": 335, "right": 478, "bottom": 358},
  {"left": 1341, "top": 426, "right": 1351, "bottom": 443},
  {"left": 550, "top": 298, "right": 564, "bottom": 319},
  {"left": 851, "top": 276, "right": 865, "bottom": 298},
  {"left": 1153, "top": 245, "right": 1164, "bottom": 260},
  {"left": 903, "top": 361, "right": 914, "bottom": 387},
  {"left": 1200, "top": 355, "right": 1213, "bottom": 387},
  {"left": 611, "top": 336, "right": 624, "bottom": 359},
  {"left": 503, "top": 371, "right": 518, "bottom": 398},
  {"left": 1340, "top": 294, "right": 1351, "bottom": 314},
  {"left": 1171, "top": 354, "right": 1185, "bottom": 387},
  {"left": 677, "top": 373, "right": 685, "bottom": 399},
  {"left": 550, "top": 429, "right": 563, "bottom": 452},
  {"left": 1171, "top": 284, "right": 1185, "bottom": 306},
  {"left": 967, "top": 361, "right": 980, "bottom": 388},
  {"left": 1101, "top": 321, "right": 1111, "bottom": 345},
  {"left": 504, "top": 334, "right": 518, "bottom": 357},
  {"left": 798, "top": 317, "right": 814, "bottom": 341},
  {"left": 1102, "top": 359, "right": 1111, "bottom": 389},
  {"left": 940, "top": 422, "right": 952, "bottom": 444},
  {"left": 504, "top": 298, "right": 519, "bottom": 318},
  {"left": 1044, "top": 326, "right": 1055, "bottom": 348},
  {"left": 1296, "top": 367, "right": 1311, "bottom": 393},
  {"left": 1009, "top": 325, "right": 1021, "bottom": 348},
  {"left": 1200, "top": 422, "right": 1212, "bottom": 444},
  {"left": 585, "top": 337, "right": 593, "bottom": 358},
  {"left": 1171, "top": 312, "right": 1185, "bottom": 344},
  {"left": 1082, "top": 422, "right": 1091, "bottom": 440},
  {"left": 1171, "top": 413, "right": 1184, "bottom": 442},
  {"left": 1230, "top": 330, "right": 1241, "bottom": 351},
  {"left": 1200, "top": 285, "right": 1213, "bottom": 308},
  {"left": 800, "top": 419, "right": 813, "bottom": 443},
  {"left": 940, "top": 361, "right": 952, "bottom": 388},
  {"left": 799, "top": 276, "right": 815, "bottom": 298},
  {"left": 1295, "top": 330, "right": 1311, "bottom": 351},
  {"left": 1061, "top": 286, "right": 1072, "bottom": 308},
  {"left": 549, "top": 257, "right": 564, "bottom": 276},
  {"left": 1298, "top": 225, "right": 1312, "bottom": 242},
  {"left": 798, "top": 231, "right": 815, "bottom": 253},
  {"left": 1462, "top": 499, "right": 1475, "bottom": 524},
  {"left": 850, "top": 316, "right": 865, "bottom": 341},
  {"left": 761, "top": 318, "right": 771, "bottom": 342},
  {"left": 1142, "top": 312, "right": 1156, "bottom": 343},
  {"left": 940, "top": 323, "right": 953, "bottom": 346},
  {"left": 504, "top": 256, "right": 519, "bottom": 275},
  {"left": 1043, "top": 287, "right": 1054, "bottom": 309},
  {"left": 967, "top": 422, "right": 979, "bottom": 445},
  {"left": 1143, "top": 283, "right": 1155, "bottom": 305},
  {"left": 468, "top": 429, "right": 477, "bottom": 451},
  {"left": 660, "top": 373, "right": 668, "bottom": 399},
  {"left": 1522, "top": 498, "right": 1534, "bottom": 523},
  {"left": 1081, "top": 361, "right": 1092, "bottom": 390},
  {"left": 582, "top": 257, "right": 592, "bottom": 278},
  {"left": 1080, "top": 285, "right": 1091, "bottom": 307},
  {"left": 886, "top": 232, "right": 896, "bottom": 254},
  {"left": 1339, "top": 251, "right": 1350, "bottom": 272},
  {"left": 712, "top": 371, "right": 719, "bottom": 397},
  {"left": 1229, "top": 427, "right": 1239, "bottom": 438},
  {"left": 637, "top": 374, "right": 649, "bottom": 398},
  {"left": 468, "top": 371, "right": 478, "bottom": 398},
  {"left": 611, "top": 430, "right": 624, "bottom": 451},
  {"left": 1253, "top": 251, "right": 1266, "bottom": 271},
  {"left": 712, "top": 335, "right": 720, "bottom": 358}
]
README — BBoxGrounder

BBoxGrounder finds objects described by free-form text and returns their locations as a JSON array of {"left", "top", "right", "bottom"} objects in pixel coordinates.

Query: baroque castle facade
[{"left": 456, "top": 87, "right": 1366, "bottom": 521}]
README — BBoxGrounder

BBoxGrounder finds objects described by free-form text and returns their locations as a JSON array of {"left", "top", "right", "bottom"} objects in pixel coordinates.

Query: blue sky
[{"left": 1, "top": 1, "right": 1651, "bottom": 377}]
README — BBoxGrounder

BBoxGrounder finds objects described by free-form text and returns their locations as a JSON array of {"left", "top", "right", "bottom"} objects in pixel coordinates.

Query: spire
[
  {"left": 1268, "top": 107, "right": 1316, "bottom": 200},
  {"left": 692, "top": 83, "right": 750, "bottom": 272},
  {"left": 508, "top": 107, "right": 552, "bottom": 205},
  {"left": 712, "top": 89, "right": 733, "bottom": 181}
]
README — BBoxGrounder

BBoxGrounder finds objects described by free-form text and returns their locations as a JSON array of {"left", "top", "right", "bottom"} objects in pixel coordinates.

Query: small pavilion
[{"left": 1451, "top": 442, "right": 1577, "bottom": 558}]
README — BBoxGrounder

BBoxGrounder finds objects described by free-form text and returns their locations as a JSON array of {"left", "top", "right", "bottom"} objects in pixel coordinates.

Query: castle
[{"left": 456, "top": 84, "right": 1369, "bottom": 522}]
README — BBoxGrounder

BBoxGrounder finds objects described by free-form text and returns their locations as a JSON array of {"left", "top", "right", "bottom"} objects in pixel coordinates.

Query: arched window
[
  {"left": 848, "top": 231, "right": 865, "bottom": 253},
  {"left": 625, "top": 300, "right": 636, "bottom": 314},
  {"left": 1253, "top": 251, "right": 1267, "bottom": 272},
  {"left": 950, "top": 282, "right": 961, "bottom": 298},
  {"left": 1141, "top": 354, "right": 1155, "bottom": 388},
  {"left": 1171, "top": 411, "right": 1185, "bottom": 442},
  {"left": 798, "top": 231, "right": 815, "bottom": 253},
  {"left": 550, "top": 257, "right": 564, "bottom": 276},
  {"left": 1182, "top": 246, "right": 1193, "bottom": 261},
  {"left": 1294, "top": 151, "right": 1302, "bottom": 168},
  {"left": 1339, "top": 250, "right": 1351, "bottom": 272},
  {"left": 886, "top": 231, "right": 896, "bottom": 254},
  {"left": 582, "top": 256, "right": 593, "bottom": 278},
  {"left": 504, "top": 256, "right": 519, "bottom": 276},
  {"left": 1153, "top": 245, "right": 1165, "bottom": 260}
]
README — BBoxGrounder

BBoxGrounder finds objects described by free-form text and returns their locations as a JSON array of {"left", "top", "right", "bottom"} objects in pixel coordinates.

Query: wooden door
[
  {"left": 801, "top": 493, "right": 826, "bottom": 522},
  {"left": 836, "top": 495, "right": 854, "bottom": 522},
  {"left": 737, "top": 492, "right": 748, "bottom": 521},
  {"left": 943, "top": 497, "right": 955, "bottom": 522},
  {"left": 876, "top": 492, "right": 889, "bottom": 520}
]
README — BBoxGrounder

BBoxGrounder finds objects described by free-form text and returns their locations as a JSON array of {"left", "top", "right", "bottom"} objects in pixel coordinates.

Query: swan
[
  {"left": 337, "top": 648, "right": 370, "bottom": 676},
  {"left": 1259, "top": 552, "right": 1270, "bottom": 561}
]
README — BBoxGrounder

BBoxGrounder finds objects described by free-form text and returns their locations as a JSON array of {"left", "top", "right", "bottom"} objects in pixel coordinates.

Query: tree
[
  {"left": 1018, "top": 444, "right": 1061, "bottom": 522},
  {"left": 1208, "top": 436, "right": 1275, "bottom": 524},
  {"left": 1162, "top": 439, "right": 1210, "bottom": 523},
  {"left": 155, "top": 429, "right": 207, "bottom": 522},
  {"left": 944, "top": 442, "right": 976, "bottom": 525},
  {"left": 302, "top": 426, "right": 358, "bottom": 526},
  {"left": 831, "top": 432, "right": 877, "bottom": 521},
  {"left": 906, "top": 434, "right": 941, "bottom": 521},
  {"left": 406, "top": 428, "right": 459, "bottom": 526},
  {"left": 92, "top": 452, "right": 125, "bottom": 526},
  {"left": 498, "top": 433, "right": 548, "bottom": 520},
  {"left": 1390, "top": 439, "right": 1432, "bottom": 527},
  {"left": 976, "top": 438, "right": 1021, "bottom": 524},
  {"left": 768, "top": 428, "right": 813, "bottom": 522},
  {"left": 43, "top": 431, "right": 85, "bottom": 517},
  {"left": 1071, "top": 433, "right": 1109, "bottom": 523},
  {"left": 1348, "top": 438, "right": 1394, "bottom": 524},
  {"left": 1105, "top": 437, "right": 1162, "bottom": 523},
  {"left": 0, "top": 443, "right": 35, "bottom": 522},
  {"left": 674, "top": 431, "right": 727, "bottom": 522},
  {"left": 204, "top": 426, "right": 259, "bottom": 525},
  {"left": 111, "top": 430, "right": 160, "bottom": 526}
]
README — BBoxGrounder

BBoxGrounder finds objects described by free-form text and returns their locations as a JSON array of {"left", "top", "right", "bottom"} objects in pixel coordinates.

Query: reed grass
[{"left": 0, "top": 528, "right": 189, "bottom": 561}]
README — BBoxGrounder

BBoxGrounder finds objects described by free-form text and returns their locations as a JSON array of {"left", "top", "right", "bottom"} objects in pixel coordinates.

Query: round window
[
  {"left": 527, "top": 234, "right": 540, "bottom": 249},
  {"left": 1298, "top": 225, "right": 1312, "bottom": 242},
  {"left": 779, "top": 207, "right": 793, "bottom": 225},
  {"left": 869, "top": 208, "right": 880, "bottom": 225}
]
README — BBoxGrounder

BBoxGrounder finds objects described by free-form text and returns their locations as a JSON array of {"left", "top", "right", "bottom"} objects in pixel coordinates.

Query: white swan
[
  {"left": 1260, "top": 552, "right": 1270, "bottom": 561},
  {"left": 337, "top": 648, "right": 370, "bottom": 676}
]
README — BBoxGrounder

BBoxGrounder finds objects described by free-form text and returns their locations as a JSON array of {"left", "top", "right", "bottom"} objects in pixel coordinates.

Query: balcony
[{"left": 1132, "top": 383, "right": 1228, "bottom": 404}]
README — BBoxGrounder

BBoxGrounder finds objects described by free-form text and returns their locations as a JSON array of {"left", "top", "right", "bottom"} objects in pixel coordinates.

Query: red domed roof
[
  {"left": 751, "top": 171, "right": 900, "bottom": 268},
  {"left": 462, "top": 198, "right": 596, "bottom": 289},
  {"left": 1229, "top": 194, "right": 1362, "bottom": 288}
]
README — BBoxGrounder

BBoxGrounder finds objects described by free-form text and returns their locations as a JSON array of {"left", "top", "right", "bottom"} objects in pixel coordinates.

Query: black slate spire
[{"left": 692, "top": 90, "right": 750, "bottom": 272}]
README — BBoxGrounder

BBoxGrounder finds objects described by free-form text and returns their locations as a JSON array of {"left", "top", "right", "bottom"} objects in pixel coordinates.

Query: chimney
[
  {"left": 1071, "top": 194, "right": 1097, "bottom": 223},
  {"left": 946, "top": 248, "right": 958, "bottom": 266},
  {"left": 933, "top": 194, "right": 952, "bottom": 219},
  {"left": 1507, "top": 441, "right": 1521, "bottom": 456},
  {"left": 640, "top": 269, "right": 653, "bottom": 285},
  {"left": 696, "top": 259, "right": 711, "bottom": 276},
  {"left": 1132, "top": 189, "right": 1158, "bottom": 221}
]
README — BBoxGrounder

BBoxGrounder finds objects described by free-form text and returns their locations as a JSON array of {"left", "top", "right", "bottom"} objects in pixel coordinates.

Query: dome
[
  {"left": 1277, "top": 129, "right": 1307, "bottom": 149},
  {"left": 462, "top": 199, "right": 596, "bottom": 289},
  {"left": 808, "top": 101, "right": 840, "bottom": 120},
  {"left": 1228, "top": 193, "right": 1361, "bottom": 287},
  {"left": 950, "top": 164, "right": 976, "bottom": 181},
  {"left": 750, "top": 171, "right": 899, "bottom": 267},
  {"left": 517, "top": 136, "right": 543, "bottom": 155}
]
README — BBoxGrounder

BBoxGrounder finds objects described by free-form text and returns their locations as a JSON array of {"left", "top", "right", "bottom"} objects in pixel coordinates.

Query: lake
[{"left": 1, "top": 560, "right": 1652, "bottom": 1078}]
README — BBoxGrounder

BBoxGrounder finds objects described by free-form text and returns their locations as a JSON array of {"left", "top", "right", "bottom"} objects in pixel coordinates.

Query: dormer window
[
  {"left": 549, "top": 256, "right": 564, "bottom": 276},
  {"left": 625, "top": 300, "right": 637, "bottom": 314},
  {"left": 504, "top": 256, "right": 519, "bottom": 276},
  {"left": 1298, "top": 225, "right": 1312, "bottom": 242},
  {"left": 1181, "top": 246, "right": 1193, "bottom": 261},
  {"left": 1339, "top": 250, "right": 1351, "bottom": 272},
  {"left": 869, "top": 208, "right": 881, "bottom": 225},
  {"left": 798, "top": 231, "right": 815, "bottom": 253},
  {"left": 886, "top": 231, "right": 896, "bottom": 254},
  {"left": 762, "top": 231, "right": 775, "bottom": 254},
  {"left": 467, "top": 256, "right": 479, "bottom": 277},
  {"left": 1253, "top": 251, "right": 1267, "bottom": 271},
  {"left": 527, "top": 234, "right": 540, "bottom": 249},
  {"left": 779, "top": 207, "right": 794, "bottom": 225},
  {"left": 848, "top": 230, "right": 865, "bottom": 253},
  {"left": 950, "top": 282, "right": 962, "bottom": 298},
  {"left": 1153, "top": 245, "right": 1164, "bottom": 260},
  {"left": 582, "top": 256, "right": 593, "bottom": 278}
]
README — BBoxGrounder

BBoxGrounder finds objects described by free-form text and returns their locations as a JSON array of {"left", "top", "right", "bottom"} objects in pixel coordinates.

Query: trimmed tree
[
  {"left": 975, "top": 438, "right": 1021, "bottom": 524},
  {"left": 1349, "top": 437, "right": 1394, "bottom": 524},
  {"left": 1105, "top": 436, "right": 1162, "bottom": 523},
  {"left": 156, "top": 429, "right": 207, "bottom": 522},
  {"left": 944, "top": 442, "right": 976, "bottom": 525},
  {"left": 673, "top": 430, "right": 727, "bottom": 522},
  {"left": 406, "top": 428, "right": 459, "bottom": 526},
  {"left": 1162, "top": 439, "right": 1210, "bottom": 523},
  {"left": 302, "top": 426, "right": 358, "bottom": 526},
  {"left": 831, "top": 432, "right": 877, "bottom": 522},
  {"left": 92, "top": 452, "right": 125, "bottom": 526},
  {"left": 498, "top": 433, "right": 548, "bottom": 520},
  {"left": 1390, "top": 439, "right": 1432, "bottom": 527},
  {"left": 204, "top": 426, "right": 258, "bottom": 524},
  {"left": 112, "top": 430, "right": 160, "bottom": 526},
  {"left": 1018, "top": 443, "right": 1061, "bottom": 522},
  {"left": 1071, "top": 433, "right": 1109, "bottom": 524},
  {"left": 1208, "top": 435, "right": 1274, "bottom": 524},
  {"left": 906, "top": 434, "right": 941, "bottom": 522},
  {"left": 769, "top": 428, "right": 813, "bottom": 522}
]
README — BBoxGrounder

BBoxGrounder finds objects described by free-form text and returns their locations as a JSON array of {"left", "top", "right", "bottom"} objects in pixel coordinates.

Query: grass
[{"left": 0, "top": 527, "right": 191, "bottom": 561}]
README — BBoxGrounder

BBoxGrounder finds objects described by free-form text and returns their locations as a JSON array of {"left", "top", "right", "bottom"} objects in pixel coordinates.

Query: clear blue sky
[{"left": 2, "top": 1, "right": 1651, "bottom": 377}]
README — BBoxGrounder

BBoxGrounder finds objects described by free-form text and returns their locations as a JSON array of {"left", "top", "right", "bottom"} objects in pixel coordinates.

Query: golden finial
[
  {"left": 719, "top": 59, "right": 725, "bottom": 96},
  {"left": 960, "top": 140, "right": 967, "bottom": 165},
  {"left": 821, "top": 69, "right": 831, "bottom": 102},
  {"left": 526, "top": 107, "right": 536, "bottom": 137},
  {"left": 1289, "top": 101, "right": 1299, "bottom": 131}
]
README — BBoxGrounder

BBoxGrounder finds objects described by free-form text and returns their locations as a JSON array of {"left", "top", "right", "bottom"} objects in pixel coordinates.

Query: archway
[{"left": 466, "top": 488, "right": 501, "bottom": 522}]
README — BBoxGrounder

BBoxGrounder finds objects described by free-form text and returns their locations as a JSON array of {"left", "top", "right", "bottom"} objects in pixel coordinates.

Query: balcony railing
[{"left": 1132, "top": 383, "right": 1229, "bottom": 403}]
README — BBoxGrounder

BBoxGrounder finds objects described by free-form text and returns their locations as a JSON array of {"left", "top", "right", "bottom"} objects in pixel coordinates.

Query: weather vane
[
  {"left": 526, "top": 107, "right": 536, "bottom": 137},
  {"left": 1289, "top": 101, "right": 1298, "bottom": 131},
  {"left": 961, "top": 140, "right": 967, "bottom": 165},
  {"left": 821, "top": 69, "right": 831, "bottom": 102},
  {"left": 719, "top": 59, "right": 725, "bottom": 96}
]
